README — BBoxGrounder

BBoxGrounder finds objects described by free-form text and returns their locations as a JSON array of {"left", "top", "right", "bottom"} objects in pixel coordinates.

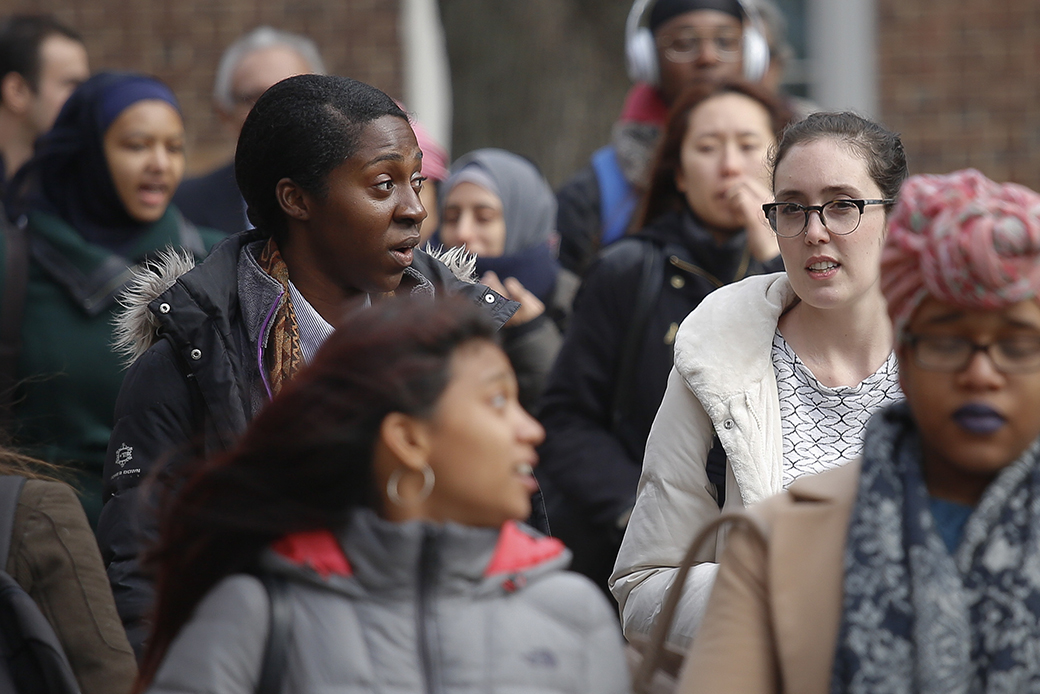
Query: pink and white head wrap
[
  {"left": 409, "top": 119, "right": 449, "bottom": 182},
  {"left": 395, "top": 100, "right": 449, "bottom": 182},
  {"left": 881, "top": 168, "right": 1040, "bottom": 337}
]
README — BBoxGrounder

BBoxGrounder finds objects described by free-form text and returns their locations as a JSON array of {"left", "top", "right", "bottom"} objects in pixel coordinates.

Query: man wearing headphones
[{"left": 555, "top": 0, "right": 776, "bottom": 277}]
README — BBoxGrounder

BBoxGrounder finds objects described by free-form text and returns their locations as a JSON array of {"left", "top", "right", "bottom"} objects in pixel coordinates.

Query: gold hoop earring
[{"left": 387, "top": 465, "right": 435, "bottom": 506}]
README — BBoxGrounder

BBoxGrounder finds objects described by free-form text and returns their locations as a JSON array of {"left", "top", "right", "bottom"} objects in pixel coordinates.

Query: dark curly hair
[{"left": 234, "top": 74, "right": 408, "bottom": 239}]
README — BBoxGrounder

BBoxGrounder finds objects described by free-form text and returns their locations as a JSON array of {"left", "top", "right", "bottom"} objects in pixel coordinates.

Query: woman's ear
[
  {"left": 276, "top": 178, "right": 310, "bottom": 221},
  {"left": 379, "top": 412, "right": 432, "bottom": 473},
  {"left": 674, "top": 167, "right": 687, "bottom": 194}
]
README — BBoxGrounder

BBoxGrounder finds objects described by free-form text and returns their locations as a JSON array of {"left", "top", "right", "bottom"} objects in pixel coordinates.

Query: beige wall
[
  {"left": 10, "top": 0, "right": 403, "bottom": 175},
  {"left": 878, "top": 0, "right": 1040, "bottom": 188}
]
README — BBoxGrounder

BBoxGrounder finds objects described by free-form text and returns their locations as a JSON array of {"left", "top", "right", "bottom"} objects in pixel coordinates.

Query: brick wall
[
  {"left": 878, "top": 0, "right": 1040, "bottom": 189},
  {"left": 8, "top": 0, "right": 403, "bottom": 174}
]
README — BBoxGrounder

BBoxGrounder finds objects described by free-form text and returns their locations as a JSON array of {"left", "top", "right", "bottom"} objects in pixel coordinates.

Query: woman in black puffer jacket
[{"left": 98, "top": 75, "right": 517, "bottom": 657}]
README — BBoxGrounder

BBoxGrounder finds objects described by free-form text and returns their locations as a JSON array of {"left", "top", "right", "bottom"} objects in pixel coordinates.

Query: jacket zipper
[
  {"left": 668, "top": 242, "right": 752, "bottom": 289},
  {"left": 417, "top": 528, "right": 439, "bottom": 694}
]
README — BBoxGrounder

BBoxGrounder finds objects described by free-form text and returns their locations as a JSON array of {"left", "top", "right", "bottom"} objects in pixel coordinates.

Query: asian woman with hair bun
[{"left": 538, "top": 79, "right": 791, "bottom": 594}]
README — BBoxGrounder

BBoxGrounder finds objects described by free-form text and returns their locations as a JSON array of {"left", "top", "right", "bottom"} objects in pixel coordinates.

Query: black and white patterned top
[{"left": 772, "top": 329, "right": 903, "bottom": 489}]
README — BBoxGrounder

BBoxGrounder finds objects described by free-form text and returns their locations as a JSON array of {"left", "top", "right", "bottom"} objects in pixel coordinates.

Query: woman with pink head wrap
[
  {"left": 680, "top": 168, "right": 1040, "bottom": 693},
  {"left": 882, "top": 168, "right": 1040, "bottom": 336}
]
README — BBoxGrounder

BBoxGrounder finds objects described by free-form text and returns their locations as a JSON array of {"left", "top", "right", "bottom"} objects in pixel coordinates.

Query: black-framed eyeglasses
[
  {"left": 762, "top": 199, "right": 894, "bottom": 238},
  {"left": 657, "top": 31, "right": 742, "bottom": 63},
  {"left": 903, "top": 334, "right": 1040, "bottom": 374}
]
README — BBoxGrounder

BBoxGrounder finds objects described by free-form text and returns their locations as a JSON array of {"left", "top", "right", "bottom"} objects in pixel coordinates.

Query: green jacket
[{"left": 2, "top": 207, "right": 223, "bottom": 525}]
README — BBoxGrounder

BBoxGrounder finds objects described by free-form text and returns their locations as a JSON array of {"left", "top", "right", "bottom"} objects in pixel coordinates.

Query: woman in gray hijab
[{"left": 438, "top": 148, "right": 577, "bottom": 412}]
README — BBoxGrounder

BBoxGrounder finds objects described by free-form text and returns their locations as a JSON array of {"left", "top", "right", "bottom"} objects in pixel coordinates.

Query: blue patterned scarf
[{"left": 831, "top": 403, "right": 1040, "bottom": 694}]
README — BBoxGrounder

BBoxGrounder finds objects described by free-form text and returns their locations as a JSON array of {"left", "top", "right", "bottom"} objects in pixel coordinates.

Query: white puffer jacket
[
  {"left": 147, "top": 508, "right": 631, "bottom": 694},
  {"left": 610, "top": 273, "right": 797, "bottom": 648}
]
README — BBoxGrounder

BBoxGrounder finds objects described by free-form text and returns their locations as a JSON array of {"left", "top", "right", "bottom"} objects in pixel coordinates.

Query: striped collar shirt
[{"left": 287, "top": 280, "right": 335, "bottom": 363}]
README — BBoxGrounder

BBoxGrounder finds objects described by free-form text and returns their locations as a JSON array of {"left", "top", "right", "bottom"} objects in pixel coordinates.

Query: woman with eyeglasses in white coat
[{"left": 610, "top": 112, "right": 908, "bottom": 648}]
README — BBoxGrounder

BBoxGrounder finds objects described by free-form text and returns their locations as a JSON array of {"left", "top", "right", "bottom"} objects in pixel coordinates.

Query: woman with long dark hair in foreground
[
  {"left": 136, "top": 297, "right": 630, "bottom": 693},
  {"left": 100, "top": 74, "right": 517, "bottom": 655}
]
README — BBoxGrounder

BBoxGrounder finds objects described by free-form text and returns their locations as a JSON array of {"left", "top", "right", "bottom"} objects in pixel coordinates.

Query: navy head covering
[
  {"left": 649, "top": 0, "right": 744, "bottom": 33},
  {"left": 440, "top": 148, "right": 560, "bottom": 302},
  {"left": 13, "top": 72, "right": 181, "bottom": 249}
]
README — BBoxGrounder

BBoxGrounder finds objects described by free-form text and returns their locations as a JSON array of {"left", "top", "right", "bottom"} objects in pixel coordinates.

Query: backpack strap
[
  {"left": 611, "top": 244, "right": 728, "bottom": 508},
  {"left": 27, "top": 209, "right": 204, "bottom": 320},
  {"left": 0, "top": 214, "right": 28, "bottom": 422},
  {"left": 28, "top": 235, "right": 135, "bottom": 318},
  {"left": 611, "top": 241, "right": 664, "bottom": 433},
  {"left": 255, "top": 572, "right": 292, "bottom": 694},
  {"left": 591, "top": 146, "right": 639, "bottom": 247},
  {"left": 0, "top": 476, "right": 26, "bottom": 569}
]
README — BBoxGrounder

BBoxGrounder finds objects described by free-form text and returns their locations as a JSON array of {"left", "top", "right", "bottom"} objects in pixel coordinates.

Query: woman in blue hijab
[
  {"left": 2, "top": 72, "right": 224, "bottom": 525},
  {"left": 438, "top": 148, "right": 576, "bottom": 412}
]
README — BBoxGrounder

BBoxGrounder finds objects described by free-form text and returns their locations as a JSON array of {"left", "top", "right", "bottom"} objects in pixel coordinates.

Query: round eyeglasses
[
  {"left": 657, "top": 31, "right": 742, "bottom": 63},
  {"left": 903, "top": 334, "right": 1040, "bottom": 374},
  {"left": 762, "top": 199, "right": 894, "bottom": 238}
]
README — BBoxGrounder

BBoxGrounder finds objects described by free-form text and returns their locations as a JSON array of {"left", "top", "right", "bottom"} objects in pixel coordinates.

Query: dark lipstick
[{"left": 952, "top": 403, "right": 1006, "bottom": 435}]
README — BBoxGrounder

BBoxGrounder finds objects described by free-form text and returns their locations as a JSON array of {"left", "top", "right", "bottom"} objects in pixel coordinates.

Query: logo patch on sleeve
[{"left": 115, "top": 444, "right": 133, "bottom": 467}]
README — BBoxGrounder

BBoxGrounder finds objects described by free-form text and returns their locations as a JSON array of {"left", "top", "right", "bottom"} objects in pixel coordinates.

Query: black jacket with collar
[
  {"left": 535, "top": 208, "right": 783, "bottom": 584},
  {"left": 97, "top": 228, "right": 518, "bottom": 656}
]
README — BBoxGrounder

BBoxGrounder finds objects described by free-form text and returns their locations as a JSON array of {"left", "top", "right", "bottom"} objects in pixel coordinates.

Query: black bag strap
[
  {"left": 632, "top": 512, "right": 768, "bottom": 694},
  {"left": 28, "top": 235, "right": 135, "bottom": 318},
  {"left": 611, "top": 242, "right": 664, "bottom": 433},
  {"left": 0, "top": 476, "right": 26, "bottom": 568},
  {"left": 256, "top": 572, "right": 292, "bottom": 694},
  {"left": 0, "top": 214, "right": 28, "bottom": 422}
]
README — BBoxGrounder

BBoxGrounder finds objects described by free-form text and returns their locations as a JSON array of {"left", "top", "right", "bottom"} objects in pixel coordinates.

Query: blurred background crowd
[
  {"left": 1, "top": 2, "right": 1040, "bottom": 693},
  {"left": 4, "top": 0, "right": 1036, "bottom": 190}
]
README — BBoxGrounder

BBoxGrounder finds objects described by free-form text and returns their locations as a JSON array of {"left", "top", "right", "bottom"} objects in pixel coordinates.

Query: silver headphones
[{"left": 625, "top": 0, "right": 771, "bottom": 86}]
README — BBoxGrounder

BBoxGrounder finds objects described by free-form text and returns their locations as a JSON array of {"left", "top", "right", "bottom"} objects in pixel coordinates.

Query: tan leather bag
[{"left": 627, "top": 513, "right": 767, "bottom": 694}]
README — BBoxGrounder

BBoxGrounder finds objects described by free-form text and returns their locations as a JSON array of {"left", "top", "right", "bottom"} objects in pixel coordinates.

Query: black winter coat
[
  {"left": 536, "top": 209, "right": 783, "bottom": 585},
  {"left": 555, "top": 162, "right": 603, "bottom": 277},
  {"left": 97, "top": 229, "right": 518, "bottom": 656}
]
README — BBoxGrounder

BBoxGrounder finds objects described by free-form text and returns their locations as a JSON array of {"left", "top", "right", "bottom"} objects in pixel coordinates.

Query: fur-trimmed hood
[
  {"left": 422, "top": 243, "right": 478, "bottom": 283},
  {"left": 112, "top": 246, "right": 198, "bottom": 367},
  {"left": 112, "top": 240, "right": 482, "bottom": 368}
]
